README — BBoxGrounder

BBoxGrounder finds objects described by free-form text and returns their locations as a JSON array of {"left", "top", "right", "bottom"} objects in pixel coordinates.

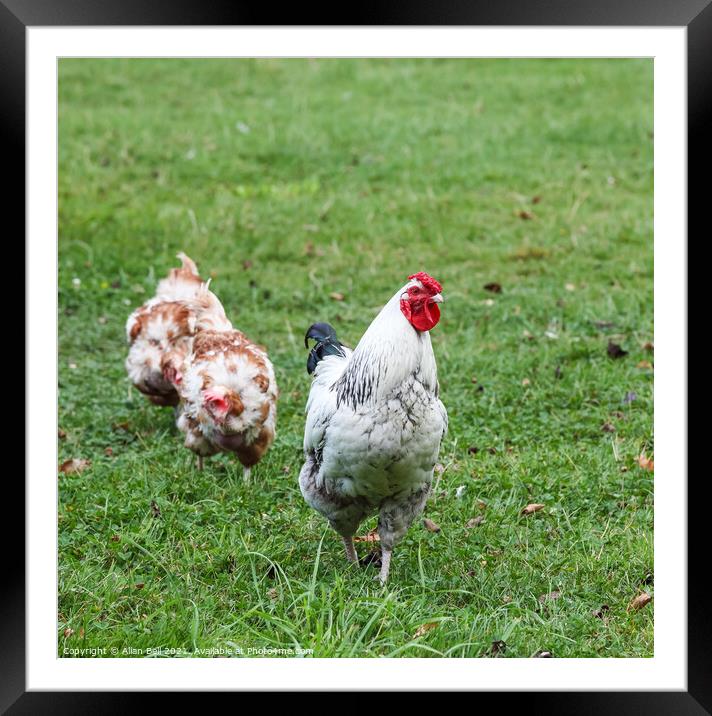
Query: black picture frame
[{"left": 6, "top": 1, "right": 700, "bottom": 711}]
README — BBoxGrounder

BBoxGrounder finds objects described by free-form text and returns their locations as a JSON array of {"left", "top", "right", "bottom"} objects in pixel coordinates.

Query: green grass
[{"left": 58, "top": 58, "right": 654, "bottom": 658}]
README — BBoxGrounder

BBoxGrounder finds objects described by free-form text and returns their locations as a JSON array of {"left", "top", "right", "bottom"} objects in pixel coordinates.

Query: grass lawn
[{"left": 58, "top": 58, "right": 654, "bottom": 658}]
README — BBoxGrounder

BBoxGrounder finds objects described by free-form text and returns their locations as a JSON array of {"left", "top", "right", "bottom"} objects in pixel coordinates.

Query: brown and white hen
[
  {"left": 125, "top": 253, "right": 231, "bottom": 406},
  {"left": 175, "top": 329, "right": 278, "bottom": 480}
]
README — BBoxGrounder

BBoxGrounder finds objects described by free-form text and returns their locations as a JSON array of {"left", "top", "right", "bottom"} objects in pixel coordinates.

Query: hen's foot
[
  {"left": 197, "top": 456, "right": 204, "bottom": 471},
  {"left": 243, "top": 467, "right": 251, "bottom": 484}
]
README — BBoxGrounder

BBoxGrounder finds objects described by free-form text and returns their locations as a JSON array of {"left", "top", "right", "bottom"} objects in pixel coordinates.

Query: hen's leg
[
  {"left": 197, "top": 455, "right": 204, "bottom": 471},
  {"left": 243, "top": 466, "right": 251, "bottom": 484},
  {"left": 377, "top": 487, "right": 430, "bottom": 584}
]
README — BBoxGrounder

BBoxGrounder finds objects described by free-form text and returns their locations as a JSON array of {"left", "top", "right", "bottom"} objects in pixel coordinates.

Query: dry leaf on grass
[
  {"left": 329, "top": 292, "right": 345, "bottom": 301},
  {"left": 636, "top": 360, "right": 653, "bottom": 369},
  {"left": 490, "top": 640, "right": 507, "bottom": 656},
  {"left": 150, "top": 500, "right": 161, "bottom": 518},
  {"left": 539, "top": 590, "right": 561, "bottom": 604},
  {"left": 59, "top": 458, "right": 91, "bottom": 475},
  {"left": 413, "top": 622, "right": 440, "bottom": 639},
  {"left": 607, "top": 341, "right": 628, "bottom": 359},
  {"left": 483, "top": 282, "right": 502, "bottom": 293},
  {"left": 63, "top": 628, "right": 74, "bottom": 638},
  {"left": 594, "top": 320, "right": 615, "bottom": 330},
  {"left": 601, "top": 423, "right": 616, "bottom": 433},
  {"left": 354, "top": 528, "right": 380, "bottom": 543},
  {"left": 637, "top": 455, "right": 654, "bottom": 471},
  {"left": 533, "top": 650, "right": 553, "bottom": 658},
  {"left": 521, "top": 503, "right": 545, "bottom": 516},
  {"left": 466, "top": 516, "right": 484, "bottom": 528},
  {"left": 592, "top": 604, "right": 610, "bottom": 619},
  {"left": 134, "top": 582, "right": 145, "bottom": 590},
  {"left": 423, "top": 518, "right": 441, "bottom": 533},
  {"left": 518, "top": 210, "right": 534, "bottom": 220},
  {"left": 628, "top": 592, "right": 652, "bottom": 612},
  {"left": 58, "top": 429, "right": 67, "bottom": 440}
]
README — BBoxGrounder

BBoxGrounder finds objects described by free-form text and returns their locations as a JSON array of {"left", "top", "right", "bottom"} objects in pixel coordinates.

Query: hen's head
[
  {"left": 202, "top": 386, "right": 244, "bottom": 427},
  {"left": 399, "top": 272, "right": 444, "bottom": 332}
]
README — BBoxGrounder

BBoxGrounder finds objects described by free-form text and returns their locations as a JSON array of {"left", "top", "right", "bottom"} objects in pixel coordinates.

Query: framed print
[{"left": 7, "top": 0, "right": 702, "bottom": 710}]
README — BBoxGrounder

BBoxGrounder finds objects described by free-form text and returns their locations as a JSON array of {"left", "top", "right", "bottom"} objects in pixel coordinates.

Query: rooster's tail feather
[{"left": 305, "top": 322, "right": 346, "bottom": 374}]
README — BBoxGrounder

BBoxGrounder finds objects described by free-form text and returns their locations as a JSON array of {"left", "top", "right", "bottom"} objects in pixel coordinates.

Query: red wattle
[{"left": 401, "top": 299, "right": 441, "bottom": 332}]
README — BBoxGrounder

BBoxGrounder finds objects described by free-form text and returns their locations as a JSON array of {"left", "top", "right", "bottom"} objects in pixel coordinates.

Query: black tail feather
[{"left": 305, "top": 322, "right": 345, "bottom": 374}]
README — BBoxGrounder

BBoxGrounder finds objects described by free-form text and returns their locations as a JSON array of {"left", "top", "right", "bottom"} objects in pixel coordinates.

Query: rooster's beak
[{"left": 430, "top": 293, "right": 444, "bottom": 304}]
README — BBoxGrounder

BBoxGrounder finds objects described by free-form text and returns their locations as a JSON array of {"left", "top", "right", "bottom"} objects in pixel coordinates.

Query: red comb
[{"left": 409, "top": 272, "right": 442, "bottom": 296}]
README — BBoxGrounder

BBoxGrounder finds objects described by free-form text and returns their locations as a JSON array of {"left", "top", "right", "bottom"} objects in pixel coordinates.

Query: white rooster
[{"left": 299, "top": 272, "right": 447, "bottom": 583}]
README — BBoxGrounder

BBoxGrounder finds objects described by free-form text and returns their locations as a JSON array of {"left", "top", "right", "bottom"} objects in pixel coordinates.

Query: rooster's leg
[
  {"left": 378, "top": 548, "right": 392, "bottom": 584},
  {"left": 377, "top": 486, "right": 430, "bottom": 585},
  {"left": 342, "top": 536, "right": 358, "bottom": 564},
  {"left": 197, "top": 455, "right": 204, "bottom": 471},
  {"left": 243, "top": 466, "right": 251, "bottom": 484}
]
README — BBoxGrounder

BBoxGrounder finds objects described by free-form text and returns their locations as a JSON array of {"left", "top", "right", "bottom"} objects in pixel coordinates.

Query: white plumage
[{"left": 300, "top": 274, "right": 447, "bottom": 582}]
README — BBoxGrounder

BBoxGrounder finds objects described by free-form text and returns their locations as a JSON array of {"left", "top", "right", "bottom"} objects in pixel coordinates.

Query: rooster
[
  {"left": 175, "top": 329, "right": 278, "bottom": 479},
  {"left": 125, "top": 253, "right": 231, "bottom": 406},
  {"left": 300, "top": 272, "right": 447, "bottom": 583}
]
